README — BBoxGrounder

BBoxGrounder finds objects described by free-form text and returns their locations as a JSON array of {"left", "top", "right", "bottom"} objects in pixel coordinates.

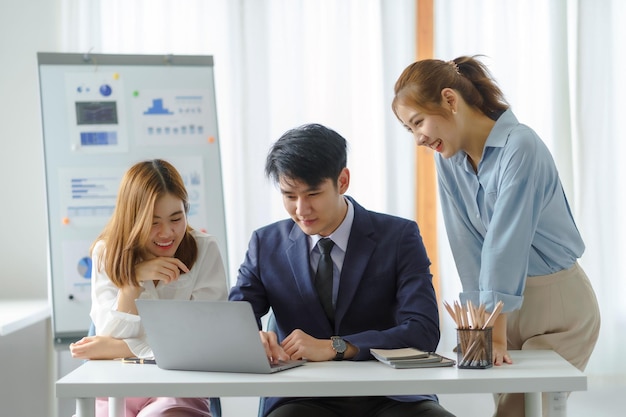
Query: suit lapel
[
  {"left": 335, "top": 200, "right": 376, "bottom": 325},
  {"left": 283, "top": 200, "right": 377, "bottom": 331}
]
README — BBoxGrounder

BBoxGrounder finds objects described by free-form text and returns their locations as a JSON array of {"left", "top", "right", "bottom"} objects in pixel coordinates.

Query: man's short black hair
[{"left": 265, "top": 123, "right": 348, "bottom": 187}]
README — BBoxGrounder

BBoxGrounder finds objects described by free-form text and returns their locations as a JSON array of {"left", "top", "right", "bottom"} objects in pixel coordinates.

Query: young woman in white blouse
[{"left": 70, "top": 159, "right": 227, "bottom": 417}]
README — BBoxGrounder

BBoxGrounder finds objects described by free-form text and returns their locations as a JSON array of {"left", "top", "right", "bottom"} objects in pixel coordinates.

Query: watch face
[{"left": 332, "top": 336, "right": 347, "bottom": 353}]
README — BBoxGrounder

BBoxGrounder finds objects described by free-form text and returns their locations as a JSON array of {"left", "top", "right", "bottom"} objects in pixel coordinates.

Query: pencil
[{"left": 121, "top": 357, "right": 157, "bottom": 364}]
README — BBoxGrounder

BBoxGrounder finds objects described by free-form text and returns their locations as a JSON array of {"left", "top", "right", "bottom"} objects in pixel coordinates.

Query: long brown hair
[
  {"left": 392, "top": 55, "right": 509, "bottom": 120},
  {"left": 92, "top": 159, "right": 197, "bottom": 288}
]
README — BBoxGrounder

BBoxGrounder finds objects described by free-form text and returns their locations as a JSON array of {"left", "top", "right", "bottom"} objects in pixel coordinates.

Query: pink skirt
[{"left": 94, "top": 396, "right": 212, "bottom": 417}]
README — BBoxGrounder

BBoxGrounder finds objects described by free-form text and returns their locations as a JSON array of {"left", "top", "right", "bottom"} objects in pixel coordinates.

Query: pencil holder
[{"left": 456, "top": 327, "right": 493, "bottom": 369}]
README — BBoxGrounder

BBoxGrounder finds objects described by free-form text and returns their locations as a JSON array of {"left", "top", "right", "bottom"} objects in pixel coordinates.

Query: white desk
[
  {"left": 57, "top": 350, "right": 586, "bottom": 417},
  {"left": 0, "top": 299, "right": 50, "bottom": 336}
]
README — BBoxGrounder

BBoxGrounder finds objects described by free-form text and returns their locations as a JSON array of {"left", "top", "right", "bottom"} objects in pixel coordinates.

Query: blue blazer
[{"left": 229, "top": 197, "right": 441, "bottom": 414}]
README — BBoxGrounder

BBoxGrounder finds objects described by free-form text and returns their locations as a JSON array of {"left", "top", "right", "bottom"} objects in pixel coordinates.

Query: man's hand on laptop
[
  {"left": 259, "top": 330, "right": 290, "bottom": 363},
  {"left": 281, "top": 329, "right": 355, "bottom": 361}
]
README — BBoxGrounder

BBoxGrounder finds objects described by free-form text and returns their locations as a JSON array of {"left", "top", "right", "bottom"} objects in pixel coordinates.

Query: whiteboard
[{"left": 37, "top": 53, "right": 228, "bottom": 343}]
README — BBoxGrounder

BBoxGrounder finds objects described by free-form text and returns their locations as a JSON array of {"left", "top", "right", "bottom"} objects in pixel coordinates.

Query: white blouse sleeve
[
  {"left": 188, "top": 231, "right": 229, "bottom": 301},
  {"left": 90, "top": 241, "right": 152, "bottom": 357}
]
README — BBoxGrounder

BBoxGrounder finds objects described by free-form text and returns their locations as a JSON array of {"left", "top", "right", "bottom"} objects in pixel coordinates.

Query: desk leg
[
  {"left": 76, "top": 398, "right": 95, "bottom": 417},
  {"left": 547, "top": 392, "right": 567, "bottom": 416},
  {"left": 109, "top": 397, "right": 125, "bottom": 417},
  {"left": 524, "top": 392, "right": 541, "bottom": 417}
]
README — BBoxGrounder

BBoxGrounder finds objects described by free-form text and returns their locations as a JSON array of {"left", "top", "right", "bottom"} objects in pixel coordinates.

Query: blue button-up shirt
[{"left": 436, "top": 109, "right": 584, "bottom": 312}]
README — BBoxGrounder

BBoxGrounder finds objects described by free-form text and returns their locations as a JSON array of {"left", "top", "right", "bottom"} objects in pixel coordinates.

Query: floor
[
  {"left": 438, "top": 374, "right": 623, "bottom": 416},
  {"left": 220, "top": 374, "right": 624, "bottom": 416}
]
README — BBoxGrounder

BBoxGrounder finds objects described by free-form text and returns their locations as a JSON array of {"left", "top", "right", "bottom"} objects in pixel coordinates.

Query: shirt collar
[
  {"left": 449, "top": 108, "right": 518, "bottom": 167},
  {"left": 485, "top": 108, "right": 518, "bottom": 148},
  {"left": 309, "top": 197, "right": 354, "bottom": 253}
]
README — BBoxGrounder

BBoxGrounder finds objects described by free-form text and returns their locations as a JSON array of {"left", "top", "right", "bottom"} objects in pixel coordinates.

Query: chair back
[{"left": 258, "top": 312, "right": 277, "bottom": 417}]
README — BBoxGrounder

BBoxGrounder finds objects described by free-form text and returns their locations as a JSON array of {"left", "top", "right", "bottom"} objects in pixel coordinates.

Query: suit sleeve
[{"left": 345, "top": 220, "right": 440, "bottom": 360}]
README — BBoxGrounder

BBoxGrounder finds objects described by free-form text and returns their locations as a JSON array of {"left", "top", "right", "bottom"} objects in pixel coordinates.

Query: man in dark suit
[{"left": 229, "top": 123, "right": 455, "bottom": 417}]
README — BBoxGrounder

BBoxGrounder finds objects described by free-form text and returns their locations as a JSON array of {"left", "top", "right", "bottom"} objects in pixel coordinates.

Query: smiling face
[
  {"left": 145, "top": 193, "right": 187, "bottom": 258},
  {"left": 280, "top": 168, "right": 349, "bottom": 237},
  {"left": 395, "top": 103, "right": 461, "bottom": 159}
]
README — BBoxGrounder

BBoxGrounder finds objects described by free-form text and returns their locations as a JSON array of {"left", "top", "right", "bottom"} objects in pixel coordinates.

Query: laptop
[{"left": 135, "top": 299, "right": 305, "bottom": 373}]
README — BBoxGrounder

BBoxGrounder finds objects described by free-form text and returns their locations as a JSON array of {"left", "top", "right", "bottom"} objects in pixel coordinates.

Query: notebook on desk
[{"left": 135, "top": 299, "right": 305, "bottom": 373}]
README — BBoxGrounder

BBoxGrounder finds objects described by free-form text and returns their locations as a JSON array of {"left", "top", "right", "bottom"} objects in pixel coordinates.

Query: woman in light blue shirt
[{"left": 392, "top": 56, "right": 600, "bottom": 417}]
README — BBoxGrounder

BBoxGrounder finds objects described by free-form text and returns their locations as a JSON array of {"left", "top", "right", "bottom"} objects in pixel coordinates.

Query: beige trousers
[{"left": 493, "top": 262, "right": 601, "bottom": 417}]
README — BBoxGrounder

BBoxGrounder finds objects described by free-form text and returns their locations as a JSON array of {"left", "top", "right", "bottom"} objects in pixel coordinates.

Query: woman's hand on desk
[
  {"left": 492, "top": 340, "right": 513, "bottom": 366},
  {"left": 492, "top": 313, "right": 513, "bottom": 366},
  {"left": 69, "top": 335, "right": 133, "bottom": 360}
]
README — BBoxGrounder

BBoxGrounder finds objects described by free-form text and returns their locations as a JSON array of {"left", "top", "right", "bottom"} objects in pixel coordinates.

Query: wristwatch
[{"left": 331, "top": 336, "right": 347, "bottom": 361}]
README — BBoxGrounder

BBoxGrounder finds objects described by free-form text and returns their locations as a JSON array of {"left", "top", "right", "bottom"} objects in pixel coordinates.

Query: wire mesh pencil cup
[{"left": 456, "top": 327, "right": 493, "bottom": 369}]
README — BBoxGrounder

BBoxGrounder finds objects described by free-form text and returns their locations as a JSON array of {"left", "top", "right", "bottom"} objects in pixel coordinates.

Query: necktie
[{"left": 315, "top": 238, "right": 336, "bottom": 324}]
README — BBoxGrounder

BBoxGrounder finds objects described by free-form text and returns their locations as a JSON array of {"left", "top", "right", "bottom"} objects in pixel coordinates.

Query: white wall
[
  {"left": 0, "top": 0, "right": 63, "bottom": 415},
  {"left": 0, "top": 0, "right": 58, "bottom": 300}
]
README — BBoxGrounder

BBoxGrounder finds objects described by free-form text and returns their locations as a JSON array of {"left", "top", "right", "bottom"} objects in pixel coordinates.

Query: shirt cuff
[
  {"left": 98, "top": 310, "right": 142, "bottom": 338},
  {"left": 125, "top": 338, "right": 154, "bottom": 359},
  {"left": 459, "top": 291, "right": 523, "bottom": 313}
]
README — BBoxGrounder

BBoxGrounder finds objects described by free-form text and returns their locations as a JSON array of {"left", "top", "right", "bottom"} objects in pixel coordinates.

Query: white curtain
[
  {"left": 59, "top": 0, "right": 417, "bottom": 304},
  {"left": 435, "top": 0, "right": 625, "bottom": 376}
]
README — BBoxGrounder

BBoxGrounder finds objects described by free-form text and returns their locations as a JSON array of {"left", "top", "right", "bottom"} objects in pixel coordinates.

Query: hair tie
[{"left": 448, "top": 60, "right": 461, "bottom": 75}]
